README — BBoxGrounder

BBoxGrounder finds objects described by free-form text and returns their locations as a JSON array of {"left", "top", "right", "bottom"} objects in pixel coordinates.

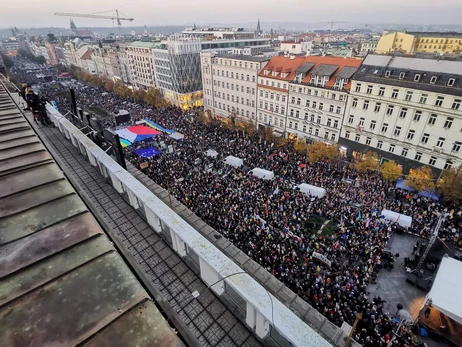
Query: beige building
[
  {"left": 340, "top": 54, "right": 462, "bottom": 173},
  {"left": 376, "top": 31, "right": 462, "bottom": 54},
  {"left": 201, "top": 52, "right": 269, "bottom": 121},
  {"left": 126, "top": 41, "right": 159, "bottom": 89}
]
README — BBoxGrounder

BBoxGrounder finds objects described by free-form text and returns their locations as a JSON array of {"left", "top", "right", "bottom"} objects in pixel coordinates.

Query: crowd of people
[{"left": 14, "top": 66, "right": 461, "bottom": 347}]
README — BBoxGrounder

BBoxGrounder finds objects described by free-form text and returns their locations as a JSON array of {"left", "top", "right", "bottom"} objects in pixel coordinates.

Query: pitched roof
[
  {"left": 258, "top": 56, "right": 307, "bottom": 81},
  {"left": 80, "top": 49, "right": 92, "bottom": 60}
]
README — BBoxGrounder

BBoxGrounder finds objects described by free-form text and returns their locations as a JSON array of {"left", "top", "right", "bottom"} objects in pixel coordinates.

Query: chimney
[{"left": 289, "top": 54, "right": 295, "bottom": 60}]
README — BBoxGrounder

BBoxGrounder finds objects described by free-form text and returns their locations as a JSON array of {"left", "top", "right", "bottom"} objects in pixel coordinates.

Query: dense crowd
[{"left": 14, "top": 66, "right": 461, "bottom": 347}]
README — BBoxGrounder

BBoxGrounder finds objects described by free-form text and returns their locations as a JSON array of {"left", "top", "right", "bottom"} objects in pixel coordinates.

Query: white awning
[{"left": 424, "top": 256, "right": 462, "bottom": 325}]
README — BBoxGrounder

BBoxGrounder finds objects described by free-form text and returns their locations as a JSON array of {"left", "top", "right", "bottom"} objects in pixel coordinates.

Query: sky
[{"left": 1, "top": 0, "right": 462, "bottom": 28}]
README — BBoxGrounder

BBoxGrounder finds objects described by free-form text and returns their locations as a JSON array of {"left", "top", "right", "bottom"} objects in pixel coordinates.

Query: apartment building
[
  {"left": 183, "top": 27, "right": 255, "bottom": 40},
  {"left": 126, "top": 41, "right": 160, "bottom": 89},
  {"left": 286, "top": 56, "right": 361, "bottom": 143},
  {"left": 340, "top": 54, "right": 462, "bottom": 173},
  {"left": 257, "top": 56, "right": 306, "bottom": 134},
  {"left": 201, "top": 52, "right": 269, "bottom": 120},
  {"left": 376, "top": 31, "right": 462, "bottom": 54}
]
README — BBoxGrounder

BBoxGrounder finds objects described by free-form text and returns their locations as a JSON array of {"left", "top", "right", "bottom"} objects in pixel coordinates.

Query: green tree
[
  {"left": 438, "top": 166, "right": 462, "bottom": 203},
  {"left": 405, "top": 166, "right": 435, "bottom": 191},
  {"left": 354, "top": 151, "right": 380, "bottom": 173},
  {"left": 306, "top": 141, "right": 340, "bottom": 162},
  {"left": 381, "top": 160, "right": 403, "bottom": 181}
]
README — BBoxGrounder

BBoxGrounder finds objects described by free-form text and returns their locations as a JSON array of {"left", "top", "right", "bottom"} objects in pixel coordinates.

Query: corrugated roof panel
[
  {"left": 311, "top": 64, "right": 339, "bottom": 76},
  {"left": 295, "top": 62, "right": 315, "bottom": 74},
  {"left": 336, "top": 66, "right": 359, "bottom": 79}
]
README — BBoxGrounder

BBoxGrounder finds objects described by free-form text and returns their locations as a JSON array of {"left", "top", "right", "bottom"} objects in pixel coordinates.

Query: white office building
[
  {"left": 340, "top": 54, "right": 462, "bottom": 173},
  {"left": 126, "top": 41, "right": 160, "bottom": 89}
]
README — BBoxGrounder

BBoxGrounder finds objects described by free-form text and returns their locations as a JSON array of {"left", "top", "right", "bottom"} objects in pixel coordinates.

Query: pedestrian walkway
[{"left": 32, "top": 120, "right": 262, "bottom": 347}]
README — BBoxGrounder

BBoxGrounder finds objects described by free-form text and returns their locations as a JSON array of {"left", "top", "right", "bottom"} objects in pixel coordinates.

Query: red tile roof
[
  {"left": 80, "top": 49, "right": 92, "bottom": 60},
  {"left": 259, "top": 55, "right": 362, "bottom": 90}
]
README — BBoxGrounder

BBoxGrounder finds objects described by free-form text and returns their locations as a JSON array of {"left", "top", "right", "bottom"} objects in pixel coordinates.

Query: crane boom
[
  {"left": 54, "top": 10, "right": 134, "bottom": 35},
  {"left": 54, "top": 12, "right": 134, "bottom": 21}
]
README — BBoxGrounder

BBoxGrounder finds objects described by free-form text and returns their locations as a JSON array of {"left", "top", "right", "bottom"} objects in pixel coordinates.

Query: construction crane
[
  {"left": 327, "top": 21, "right": 346, "bottom": 31},
  {"left": 54, "top": 10, "right": 134, "bottom": 35}
]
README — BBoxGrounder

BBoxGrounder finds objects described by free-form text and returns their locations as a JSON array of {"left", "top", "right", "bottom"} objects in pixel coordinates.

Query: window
[
  {"left": 305, "top": 100, "right": 310, "bottom": 107},
  {"left": 430, "top": 76, "right": 437, "bottom": 84},
  {"left": 327, "top": 118, "right": 332, "bottom": 127},
  {"left": 385, "top": 70, "right": 391, "bottom": 78},
  {"left": 407, "top": 130, "right": 415, "bottom": 140},
  {"left": 394, "top": 126, "right": 401, "bottom": 136},
  {"left": 260, "top": 90, "right": 263, "bottom": 97},
  {"left": 363, "top": 100, "right": 369, "bottom": 110},
  {"left": 296, "top": 110, "right": 300, "bottom": 118},
  {"left": 319, "top": 103, "right": 323, "bottom": 110},
  {"left": 421, "top": 133, "right": 430, "bottom": 144},
  {"left": 334, "top": 120, "right": 339, "bottom": 128},
  {"left": 310, "top": 114, "right": 315, "bottom": 122},
  {"left": 414, "top": 74, "right": 420, "bottom": 82},
  {"left": 290, "top": 109, "right": 294, "bottom": 116},
  {"left": 282, "top": 96, "right": 286, "bottom": 102},
  {"left": 281, "top": 106, "right": 285, "bottom": 115},
  {"left": 397, "top": 108, "right": 408, "bottom": 119},
  {"left": 317, "top": 115, "right": 321, "bottom": 124},
  {"left": 359, "top": 117, "right": 365, "bottom": 126},
  {"left": 355, "top": 83, "right": 361, "bottom": 92},
  {"left": 429, "top": 156, "right": 437, "bottom": 166},
  {"left": 336, "top": 106, "right": 341, "bottom": 114},
  {"left": 348, "top": 115, "right": 354, "bottom": 124},
  {"left": 436, "top": 137, "right": 445, "bottom": 148},
  {"left": 448, "top": 78, "right": 455, "bottom": 86},
  {"left": 405, "top": 91, "right": 413, "bottom": 101},
  {"left": 381, "top": 123, "right": 388, "bottom": 133},
  {"left": 315, "top": 129, "right": 319, "bottom": 136},
  {"left": 331, "top": 93, "right": 336, "bottom": 100},
  {"left": 370, "top": 120, "right": 376, "bottom": 130},
  {"left": 374, "top": 103, "right": 381, "bottom": 112},
  {"left": 291, "top": 96, "right": 295, "bottom": 104},
  {"left": 452, "top": 141, "right": 461, "bottom": 153},
  {"left": 389, "top": 144, "right": 395, "bottom": 153},
  {"left": 391, "top": 89, "right": 399, "bottom": 98},
  {"left": 378, "top": 87, "right": 385, "bottom": 96},
  {"left": 413, "top": 111, "right": 422, "bottom": 121},
  {"left": 366, "top": 85, "right": 373, "bottom": 94},
  {"left": 355, "top": 133, "right": 360, "bottom": 142},
  {"left": 452, "top": 99, "right": 461, "bottom": 110},
  {"left": 442, "top": 117, "right": 454, "bottom": 129},
  {"left": 377, "top": 141, "right": 383, "bottom": 149},
  {"left": 415, "top": 152, "right": 422, "bottom": 161},
  {"left": 331, "top": 133, "right": 336, "bottom": 141},
  {"left": 386, "top": 105, "right": 394, "bottom": 116},
  {"left": 289, "top": 121, "right": 293, "bottom": 128},
  {"left": 312, "top": 101, "right": 317, "bottom": 108},
  {"left": 401, "top": 148, "right": 408, "bottom": 157},
  {"left": 428, "top": 114, "right": 437, "bottom": 125},
  {"left": 352, "top": 98, "right": 358, "bottom": 107},
  {"left": 444, "top": 160, "right": 453, "bottom": 170},
  {"left": 419, "top": 94, "right": 428, "bottom": 104},
  {"left": 345, "top": 131, "right": 350, "bottom": 139},
  {"left": 399, "top": 72, "right": 406, "bottom": 79},
  {"left": 435, "top": 96, "right": 444, "bottom": 107},
  {"left": 366, "top": 137, "right": 371, "bottom": 145},
  {"left": 329, "top": 105, "right": 334, "bottom": 112}
]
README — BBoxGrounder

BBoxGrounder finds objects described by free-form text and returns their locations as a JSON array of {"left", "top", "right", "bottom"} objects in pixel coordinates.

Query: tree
[
  {"left": 381, "top": 160, "right": 403, "bottom": 181},
  {"left": 438, "top": 166, "right": 462, "bottom": 203},
  {"left": 405, "top": 166, "right": 435, "bottom": 192},
  {"left": 1, "top": 54, "right": 14, "bottom": 70},
  {"left": 145, "top": 87, "right": 167, "bottom": 107},
  {"left": 88, "top": 75, "right": 104, "bottom": 88},
  {"left": 133, "top": 89, "right": 146, "bottom": 103},
  {"left": 306, "top": 141, "right": 340, "bottom": 162},
  {"left": 260, "top": 126, "right": 274, "bottom": 142},
  {"left": 104, "top": 79, "right": 114, "bottom": 92},
  {"left": 243, "top": 120, "right": 256, "bottom": 137},
  {"left": 354, "top": 151, "right": 380, "bottom": 173},
  {"left": 34, "top": 55, "right": 46, "bottom": 65},
  {"left": 293, "top": 138, "right": 308, "bottom": 153},
  {"left": 113, "top": 82, "right": 131, "bottom": 98}
]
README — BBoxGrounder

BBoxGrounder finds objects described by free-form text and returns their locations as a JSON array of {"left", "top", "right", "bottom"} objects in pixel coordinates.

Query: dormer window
[
  {"left": 272, "top": 71, "right": 278, "bottom": 77},
  {"left": 414, "top": 74, "right": 421, "bottom": 82},
  {"left": 448, "top": 78, "right": 455, "bottom": 86},
  {"left": 264, "top": 70, "right": 270, "bottom": 75},
  {"left": 399, "top": 72, "right": 406, "bottom": 79},
  {"left": 430, "top": 76, "right": 437, "bottom": 84},
  {"left": 385, "top": 70, "right": 391, "bottom": 78}
]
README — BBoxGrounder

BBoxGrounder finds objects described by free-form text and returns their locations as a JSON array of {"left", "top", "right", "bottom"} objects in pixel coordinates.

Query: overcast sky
[{"left": 1, "top": 0, "right": 462, "bottom": 28}]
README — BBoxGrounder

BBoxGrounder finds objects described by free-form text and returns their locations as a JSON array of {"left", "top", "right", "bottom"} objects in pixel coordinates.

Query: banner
[{"left": 312, "top": 251, "right": 332, "bottom": 267}]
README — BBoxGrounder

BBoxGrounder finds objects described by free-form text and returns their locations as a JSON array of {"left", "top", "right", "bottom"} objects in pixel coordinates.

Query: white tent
[
  {"left": 205, "top": 149, "right": 218, "bottom": 158},
  {"left": 423, "top": 256, "right": 462, "bottom": 325},
  {"left": 250, "top": 168, "right": 274, "bottom": 180},
  {"left": 381, "top": 209, "right": 412, "bottom": 228},
  {"left": 296, "top": 183, "right": 326, "bottom": 198},
  {"left": 224, "top": 155, "right": 243, "bottom": 168}
]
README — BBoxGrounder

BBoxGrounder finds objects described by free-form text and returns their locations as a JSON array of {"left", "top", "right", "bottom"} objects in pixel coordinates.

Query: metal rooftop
[
  {"left": 295, "top": 62, "right": 315, "bottom": 75},
  {"left": 310, "top": 64, "right": 339, "bottom": 76},
  {"left": 335, "top": 66, "right": 358, "bottom": 79},
  {"left": 0, "top": 78, "right": 181, "bottom": 347}
]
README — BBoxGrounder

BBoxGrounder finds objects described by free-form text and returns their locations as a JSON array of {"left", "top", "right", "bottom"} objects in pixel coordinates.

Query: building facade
[
  {"left": 183, "top": 27, "right": 255, "bottom": 40},
  {"left": 201, "top": 52, "right": 269, "bottom": 121},
  {"left": 376, "top": 31, "right": 462, "bottom": 55},
  {"left": 339, "top": 54, "right": 462, "bottom": 173},
  {"left": 256, "top": 56, "right": 306, "bottom": 135},
  {"left": 126, "top": 41, "right": 159, "bottom": 89},
  {"left": 280, "top": 40, "right": 313, "bottom": 55},
  {"left": 153, "top": 37, "right": 203, "bottom": 109},
  {"left": 359, "top": 40, "right": 378, "bottom": 56},
  {"left": 286, "top": 56, "right": 361, "bottom": 144}
]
